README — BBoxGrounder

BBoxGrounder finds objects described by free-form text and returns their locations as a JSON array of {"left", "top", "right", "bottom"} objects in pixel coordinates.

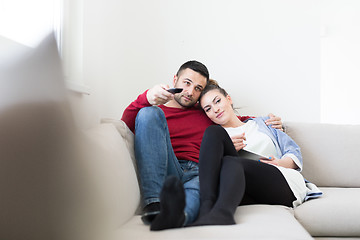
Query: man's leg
[
  {"left": 180, "top": 160, "right": 201, "bottom": 226},
  {"left": 150, "top": 175, "right": 186, "bottom": 231},
  {"left": 151, "top": 161, "right": 200, "bottom": 230},
  {"left": 134, "top": 107, "right": 183, "bottom": 224}
]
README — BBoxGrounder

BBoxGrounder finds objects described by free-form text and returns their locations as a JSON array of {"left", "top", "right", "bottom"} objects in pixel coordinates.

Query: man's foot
[
  {"left": 141, "top": 202, "right": 160, "bottom": 225},
  {"left": 150, "top": 176, "right": 186, "bottom": 231}
]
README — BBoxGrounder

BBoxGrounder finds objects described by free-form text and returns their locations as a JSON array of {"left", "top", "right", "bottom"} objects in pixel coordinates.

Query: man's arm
[
  {"left": 146, "top": 84, "right": 174, "bottom": 105},
  {"left": 265, "top": 113, "right": 283, "bottom": 131},
  {"left": 239, "top": 113, "right": 283, "bottom": 131},
  {"left": 121, "top": 84, "right": 175, "bottom": 132},
  {"left": 121, "top": 90, "right": 152, "bottom": 133}
]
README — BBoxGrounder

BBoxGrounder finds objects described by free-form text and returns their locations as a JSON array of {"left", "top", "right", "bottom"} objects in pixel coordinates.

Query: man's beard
[{"left": 174, "top": 94, "right": 197, "bottom": 108}]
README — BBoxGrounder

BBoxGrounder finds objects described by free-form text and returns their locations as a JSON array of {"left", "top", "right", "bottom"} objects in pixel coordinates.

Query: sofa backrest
[{"left": 284, "top": 122, "right": 360, "bottom": 187}]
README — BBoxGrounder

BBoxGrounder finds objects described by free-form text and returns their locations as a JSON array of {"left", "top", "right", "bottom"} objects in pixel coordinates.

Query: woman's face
[{"left": 200, "top": 89, "right": 234, "bottom": 126}]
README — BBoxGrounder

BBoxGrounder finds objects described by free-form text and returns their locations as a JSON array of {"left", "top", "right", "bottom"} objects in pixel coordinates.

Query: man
[{"left": 121, "top": 60, "right": 283, "bottom": 230}]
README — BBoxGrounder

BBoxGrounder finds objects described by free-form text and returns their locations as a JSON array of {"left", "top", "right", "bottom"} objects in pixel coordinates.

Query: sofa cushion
[
  {"left": 84, "top": 123, "right": 140, "bottom": 227},
  {"left": 113, "top": 205, "right": 312, "bottom": 240},
  {"left": 294, "top": 187, "right": 360, "bottom": 237},
  {"left": 284, "top": 122, "right": 360, "bottom": 187}
]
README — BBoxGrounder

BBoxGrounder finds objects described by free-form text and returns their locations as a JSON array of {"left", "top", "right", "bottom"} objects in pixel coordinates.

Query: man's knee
[{"left": 136, "top": 106, "right": 165, "bottom": 127}]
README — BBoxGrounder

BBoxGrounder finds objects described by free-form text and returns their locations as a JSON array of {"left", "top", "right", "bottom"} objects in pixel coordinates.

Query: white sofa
[{"left": 90, "top": 118, "right": 360, "bottom": 240}]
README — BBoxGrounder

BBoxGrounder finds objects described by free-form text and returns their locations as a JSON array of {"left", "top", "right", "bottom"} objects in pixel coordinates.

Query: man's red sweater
[{"left": 121, "top": 90, "right": 250, "bottom": 163}]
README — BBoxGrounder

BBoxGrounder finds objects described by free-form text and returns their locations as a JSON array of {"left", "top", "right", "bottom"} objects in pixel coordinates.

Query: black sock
[
  {"left": 141, "top": 202, "right": 160, "bottom": 225},
  {"left": 143, "top": 202, "right": 160, "bottom": 213},
  {"left": 197, "top": 199, "right": 215, "bottom": 220},
  {"left": 150, "top": 176, "right": 186, "bottom": 231},
  {"left": 191, "top": 208, "right": 235, "bottom": 226}
]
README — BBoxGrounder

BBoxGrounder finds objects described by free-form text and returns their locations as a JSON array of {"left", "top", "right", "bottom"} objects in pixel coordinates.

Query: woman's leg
[
  {"left": 240, "top": 159, "right": 296, "bottom": 207},
  {"left": 193, "top": 157, "right": 296, "bottom": 226},
  {"left": 196, "top": 125, "right": 296, "bottom": 226},
  {"left": 197, "top": 125, "right": 239, "bottom": 218},
  {"left": 192, "top": 155, "right": 245, "bottom": 226}
]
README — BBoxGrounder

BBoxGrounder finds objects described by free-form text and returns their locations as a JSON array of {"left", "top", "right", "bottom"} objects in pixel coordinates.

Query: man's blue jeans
[{"left": 134, "top": 106, "right": 200, "bottom": 225}]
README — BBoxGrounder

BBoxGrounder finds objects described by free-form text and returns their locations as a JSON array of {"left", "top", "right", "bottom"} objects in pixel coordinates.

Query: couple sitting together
[{"left": 121, "top": 60, "right": 321, "bottom": 231}]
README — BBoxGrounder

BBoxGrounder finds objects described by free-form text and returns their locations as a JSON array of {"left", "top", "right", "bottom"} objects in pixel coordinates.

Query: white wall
[
  {"left": 321, "top": 0, "right": 360, "bottom": 124},
  {"left": 80, "top": 0, "right": 321, "bottom": 124}
]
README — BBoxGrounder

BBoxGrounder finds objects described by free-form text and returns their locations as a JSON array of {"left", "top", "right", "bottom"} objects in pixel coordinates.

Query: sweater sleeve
[
  {"left": 121, "top": 90, "right": 151, "bottom": 133},
  {"left": 239, "top": 115, "right": 253, "bottom": 121}
]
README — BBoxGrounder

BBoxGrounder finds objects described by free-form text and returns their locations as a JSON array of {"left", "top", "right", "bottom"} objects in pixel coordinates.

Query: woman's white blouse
[{"left": 224, "top": 120, "right": 308, "bottom": 207}]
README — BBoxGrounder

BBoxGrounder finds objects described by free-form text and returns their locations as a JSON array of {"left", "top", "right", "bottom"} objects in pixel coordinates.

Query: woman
[{"left": 192, "top": 80, "right": 321, "bottom": 226}]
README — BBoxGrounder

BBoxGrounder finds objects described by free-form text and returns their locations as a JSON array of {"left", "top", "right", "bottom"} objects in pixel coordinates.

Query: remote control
[{"left": 167, "top": 88, "right": 183, "bottom": 94}]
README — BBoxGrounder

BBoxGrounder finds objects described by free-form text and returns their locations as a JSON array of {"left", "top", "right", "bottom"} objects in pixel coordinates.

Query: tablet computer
[{"left": 237, "top": 149, "right": 265, "bottom": 161}]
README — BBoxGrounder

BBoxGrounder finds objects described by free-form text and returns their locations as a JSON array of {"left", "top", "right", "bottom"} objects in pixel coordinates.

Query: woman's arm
[
  {"left": 279, "top": 156, "right": 298, "bottom": 169},
  {"left": 253, "top": 117, "right": 303, "bottom": 171}
]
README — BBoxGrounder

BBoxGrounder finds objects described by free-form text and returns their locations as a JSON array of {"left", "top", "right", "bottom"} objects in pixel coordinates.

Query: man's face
[{"left": 173, "top": 68, "right": 207, "bottom": 108}]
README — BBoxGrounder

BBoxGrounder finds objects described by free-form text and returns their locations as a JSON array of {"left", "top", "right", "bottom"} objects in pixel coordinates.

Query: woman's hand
[
  {"left": 231, "top": 132, "right": 246, "bottom": 151},
  {"left": 265, "top": 113, "right": 284, "bottom": 131},
  {"left": 260, "top": 155, "right": 280, "bottom": 166},
  {"left": 260, "top": 155, "right": 297, "bottom": 169}
]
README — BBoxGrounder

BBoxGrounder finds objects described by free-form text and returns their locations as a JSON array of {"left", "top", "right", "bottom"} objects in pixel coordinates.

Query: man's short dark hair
[{"left": 176, "top": 60, "right": 209, "bottom": 82}]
